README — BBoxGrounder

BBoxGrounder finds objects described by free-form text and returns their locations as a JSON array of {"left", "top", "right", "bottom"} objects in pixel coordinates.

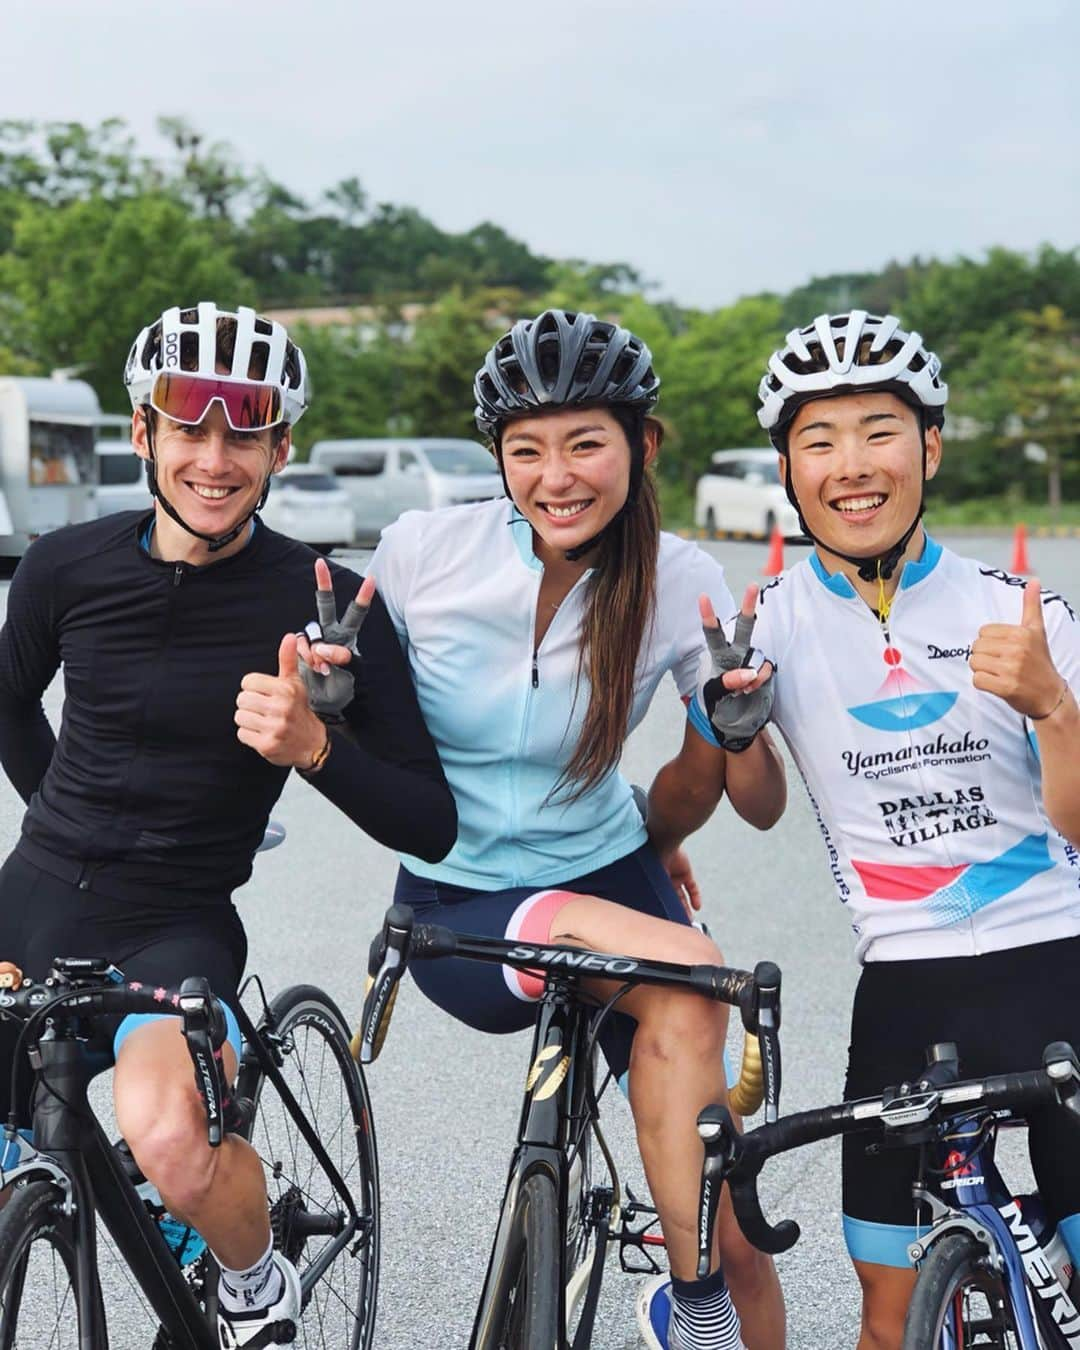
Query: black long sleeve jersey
[{"left": 0, "top": 512, "right": 456, "bottom": 907}]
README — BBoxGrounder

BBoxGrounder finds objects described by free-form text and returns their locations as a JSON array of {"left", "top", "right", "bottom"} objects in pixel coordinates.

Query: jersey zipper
[{"left": 530, "top": 570, "right": 590, "bottom": 690}]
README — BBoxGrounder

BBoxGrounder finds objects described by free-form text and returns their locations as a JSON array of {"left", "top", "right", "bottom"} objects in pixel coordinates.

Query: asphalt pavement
[{"left": 0, "top": 530, "right": 1076, "bottom": 1348}]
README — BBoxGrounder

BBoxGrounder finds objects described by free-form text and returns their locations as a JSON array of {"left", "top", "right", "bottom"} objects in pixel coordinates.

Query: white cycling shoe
[{"left": 217, "top": 1252, "right": 301, "bottom": 1348}]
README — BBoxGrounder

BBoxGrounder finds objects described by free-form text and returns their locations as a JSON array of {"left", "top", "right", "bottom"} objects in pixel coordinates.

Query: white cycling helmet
[
  {"left": 124, "top": 302, "right": 309, "bottom": 426},
  {"left": 757, "top": 311, "right": 947, "bottom": 439}
]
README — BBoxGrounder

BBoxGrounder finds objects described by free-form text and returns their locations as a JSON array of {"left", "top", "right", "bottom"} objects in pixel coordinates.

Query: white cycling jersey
[
  {"left": 374, "top": 498, "right": 735, "bottom": 889},
  {"left": 690, "top": 536, "right": 1080, "bottom": 962}
]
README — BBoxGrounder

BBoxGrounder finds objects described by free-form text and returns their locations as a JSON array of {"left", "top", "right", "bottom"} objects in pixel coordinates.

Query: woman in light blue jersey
[{"left": 371, "top": 310, "right": 788, "bottom": 1350}]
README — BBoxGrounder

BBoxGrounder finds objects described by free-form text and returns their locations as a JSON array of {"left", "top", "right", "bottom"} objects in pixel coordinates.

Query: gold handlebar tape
[
  {"left": 350, "top": 973, "right": 399, "bottom": 1063},
  {"left": 727, "top": 1033, "right": 764, "bottom": 1116}
]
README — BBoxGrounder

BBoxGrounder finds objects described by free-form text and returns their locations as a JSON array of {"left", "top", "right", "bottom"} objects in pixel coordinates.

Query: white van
[
  {"left": 0, "top": 377, "right": 101, "bottom": 557},
  {"left": 308, "top": 438, "right": 503, "bottom": 542},
  {"left": 694, "top": 448, "right": 802, "bottom": 540},
  {"left": 93, "top": 439, "right": 153, "bottom": 517}
]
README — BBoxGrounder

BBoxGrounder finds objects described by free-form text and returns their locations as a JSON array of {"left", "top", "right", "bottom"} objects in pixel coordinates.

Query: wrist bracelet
[
  {"left": 298, "top": 732, "right": 332, "bottom": 777},
  {"left": 1031, "top": 681, "right": 1071, "bottom": 722}
]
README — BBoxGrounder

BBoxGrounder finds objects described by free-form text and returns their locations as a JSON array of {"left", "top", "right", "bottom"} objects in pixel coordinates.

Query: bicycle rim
[
  {"left": 0, "top": 1181, "right": 82, "bottom": 1350},
  {"left": 493, "top": 1173, "right": 560, "bottom": 1350},
  {"left": 905, "top": 1234, "right": 1024, "bottom": 1349},
  {"left": 237, "top": 985, "right": 379, "bottom": 1350}
]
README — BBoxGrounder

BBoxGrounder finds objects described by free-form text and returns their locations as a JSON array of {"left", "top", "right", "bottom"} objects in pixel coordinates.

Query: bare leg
[
  {"left": 114, "top": 1019, "right": 270, "bottom": 1269},
  {"left": 853, "top": 1261, "right": 916, "bottom": 1350},
  {"left": 550, "top": 894, "right": 786, "bottom": 1349}
]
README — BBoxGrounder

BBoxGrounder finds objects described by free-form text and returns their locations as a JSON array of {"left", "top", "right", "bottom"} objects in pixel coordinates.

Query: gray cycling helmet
[{"left": 474, "top": 309, "right": 659, "bottom": 437}]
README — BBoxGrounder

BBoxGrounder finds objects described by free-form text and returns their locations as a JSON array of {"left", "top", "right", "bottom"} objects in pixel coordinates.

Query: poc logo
[{"left": 164, "top": 331, "right": 180, "bottom": 368}]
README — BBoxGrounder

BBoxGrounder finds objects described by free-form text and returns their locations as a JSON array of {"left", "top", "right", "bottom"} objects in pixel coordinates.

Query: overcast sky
[{"left": 7, "top": 0, "right": 1077, "bottom": 308}]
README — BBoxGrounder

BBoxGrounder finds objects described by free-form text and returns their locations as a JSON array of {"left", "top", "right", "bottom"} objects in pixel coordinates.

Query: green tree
[
  {"left": 0, "top": 194, "right": 252, "bottom": 406},
  {"left": 288, "top": 321, "right": 400, "bottom": 452},
  {"left": 397, "top": 289, "right": 502, "bottom": 438},
  {"left": 944, "top": 306, "right": 1080, "bottom": 513},
  {"left": 659, "top": 295, "right": 784, "bottom": 488}
]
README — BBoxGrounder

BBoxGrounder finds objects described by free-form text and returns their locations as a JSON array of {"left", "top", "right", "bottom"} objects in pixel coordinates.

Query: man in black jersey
[{"left": 0, "top": 302, "right": 456, "bottom": 1346}]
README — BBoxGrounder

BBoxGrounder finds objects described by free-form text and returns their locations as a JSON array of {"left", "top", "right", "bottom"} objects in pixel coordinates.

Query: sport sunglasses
[{"left": 150, "top": 372, "right": 284, "bottom": 432}]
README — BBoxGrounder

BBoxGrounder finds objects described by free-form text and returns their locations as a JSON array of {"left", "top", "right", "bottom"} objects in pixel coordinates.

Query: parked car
[
  {"left": 258, "top": 465, "right": 356, "bottom": 552},
  {"left": 308, "top": 437, "right": 503, "bottom": 541},
  {"left": 694, "top": 448, "right": 802, "bottom": 540},
  {"left": 93, "top": 440, "right": 153, "bottom": 517}
]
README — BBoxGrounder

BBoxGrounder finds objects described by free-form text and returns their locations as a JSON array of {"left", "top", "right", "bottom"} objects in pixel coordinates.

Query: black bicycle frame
[
  {"left": 22, "top": 996, "right": 362, "bottom": 1349},
  {"left": 232, "top": 998, "right": 362, "bottom": 1294},
  {"left": 32, "top": 1034, "right": 218, "bottom": 1350},
  {"left": 469, "top": 977, "right": 595, "bottom": 1350}
]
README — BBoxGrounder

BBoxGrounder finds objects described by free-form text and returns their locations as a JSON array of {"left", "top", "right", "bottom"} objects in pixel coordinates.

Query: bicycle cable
[
  {"left": 4, "top": 982, "right": 129, "bottom": 1135},
  {"left": 925, "top": 1110, "right": 1000, "bottom": 1177}
]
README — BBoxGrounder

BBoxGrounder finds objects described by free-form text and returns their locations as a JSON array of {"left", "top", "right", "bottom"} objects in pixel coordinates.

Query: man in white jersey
[{"left": 689, "top": 311, "right": 1080, "bottom": 1349}]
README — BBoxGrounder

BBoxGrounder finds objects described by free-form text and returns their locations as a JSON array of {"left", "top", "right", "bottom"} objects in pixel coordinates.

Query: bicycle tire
[
  {"left": 903, "top": 1232, "right": 1025, "bottom": 1349},
  {"left": 235, "top": 984, "right": 379, "bottom": 1350},
  {"left": 488, "top": 1172, "right": 560, "bottom": 1350},
  {"left": 0, "top": 1179, "right": 88, "bottom": 1348}
]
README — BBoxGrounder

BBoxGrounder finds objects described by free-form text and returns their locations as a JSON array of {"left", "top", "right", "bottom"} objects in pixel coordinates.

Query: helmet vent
[
  {"left": 254, "top": 317, "right": 273, "bottom": 336},
  {"left": 247, "top": 339, "right": 270, "bottom": 380},
  {"left": 180, "top": 331, "right": 199, "bottom": 371}
]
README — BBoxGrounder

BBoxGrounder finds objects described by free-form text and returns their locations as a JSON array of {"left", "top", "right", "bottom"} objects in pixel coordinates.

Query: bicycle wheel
[
  {"left": 903, "top": 1233, "right": 1024, "bottom": 1349},
  {"left": 487, "top": 1172, "right": 560, "bottom": 1350},
  {"left": 0, "top": 1179, "right": 87, "bottom": 1348},
  {"left": 235, "top": 984, "right": 378, "bottom": 1350}
]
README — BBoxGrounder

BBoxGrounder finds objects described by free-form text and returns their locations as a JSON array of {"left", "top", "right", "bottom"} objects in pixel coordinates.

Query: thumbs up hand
[
  {"left": 969, "top": 578, "right": 1070, "bottom": 721},
  {"left": 236, "top": 630, "right": 329, "bottom": 769}
]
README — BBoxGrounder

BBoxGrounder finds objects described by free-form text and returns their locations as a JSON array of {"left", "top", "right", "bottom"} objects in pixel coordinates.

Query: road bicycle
[
  {"left": 356, "top": 902, "right": 783, "bottom": 1350},
  {"left": 693, "top": 1038, "right": 1080, "bottom": 1348},
  {"left": 0, "top": 954, "right": 379, "bottom": 1349}
]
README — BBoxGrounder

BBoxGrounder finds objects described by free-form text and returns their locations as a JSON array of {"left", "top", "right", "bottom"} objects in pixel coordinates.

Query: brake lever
[
  {"left": 1044, "top": 1040, "right": 1080, "bottom": 1118},
  {"left": 696, "top": 1103, "right": 741, "bottom": 1277},
  {"left": 750, "top": 961, "right": 781, "bottom": 1123},
  {"left": 179, "top": 976, "right": 229, "bottom": 1148},
  {"left": 354, "top": 904, "right": 414, "bottom": 1064},
  {"left": 701, "top": 1104, "right": 801, "bottom": 1256}
]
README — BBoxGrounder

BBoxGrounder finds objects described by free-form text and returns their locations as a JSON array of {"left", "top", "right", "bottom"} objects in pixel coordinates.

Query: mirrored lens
[{"left": 151, "top": 374, "right": 282, "bottom": 430}]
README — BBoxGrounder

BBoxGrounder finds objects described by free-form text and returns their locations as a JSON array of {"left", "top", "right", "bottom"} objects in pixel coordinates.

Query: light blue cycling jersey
[
  {"left": 372, "top": 499, "right": 735, "bottom": 889},
  {"left": 690, "top": 536, "right": 1080, "bottom": 962}
]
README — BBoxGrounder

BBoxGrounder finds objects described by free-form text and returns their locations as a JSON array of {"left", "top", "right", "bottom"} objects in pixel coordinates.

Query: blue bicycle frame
[{"left": 915, "top": 1114, "right": 1080, "bottom": 1349}]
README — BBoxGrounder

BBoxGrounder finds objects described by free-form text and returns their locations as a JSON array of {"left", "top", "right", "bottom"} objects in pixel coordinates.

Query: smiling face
[
  {"left": 133, "top": 402, "right": 289, "bottom": 560},
  {"left": 500, "top": 407, "right": 656, "bottom": 565},
  {"left": 782, "top": 391, "right": 940, "bottom": 566}
]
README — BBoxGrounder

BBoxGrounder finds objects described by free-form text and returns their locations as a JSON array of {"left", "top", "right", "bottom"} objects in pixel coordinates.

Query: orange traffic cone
[
  {"left": 1010, "top": 523, "right": 1031, "bottom": 576},
  {"left": 763, "top": 523, "right": 784, "bottom": 576}
]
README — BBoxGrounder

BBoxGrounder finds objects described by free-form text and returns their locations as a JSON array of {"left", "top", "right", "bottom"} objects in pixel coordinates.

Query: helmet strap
[{"left": 143, "top": 410, "right": 272, "bottom": 555}]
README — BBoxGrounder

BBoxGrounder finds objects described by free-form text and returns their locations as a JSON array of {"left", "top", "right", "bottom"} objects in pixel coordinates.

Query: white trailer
[{"left": 0, "top": 376, "right": 101, "bottom": 557}]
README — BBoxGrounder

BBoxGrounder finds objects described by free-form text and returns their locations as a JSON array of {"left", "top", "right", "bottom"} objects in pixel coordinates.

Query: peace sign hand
[
  {"left": 697, "top": 584, "right": 775, "bottom": 753},
  {"left": 969, "top": 578, "right": 1069, "bottom": 721},
  {"left": 295, "top": 558, "right": 375, "bottom": 722}
]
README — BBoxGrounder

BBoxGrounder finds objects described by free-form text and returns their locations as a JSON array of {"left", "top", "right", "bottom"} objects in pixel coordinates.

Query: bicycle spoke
[{"left": 241, "top": 989, "right": 378, "bottom": 1349}]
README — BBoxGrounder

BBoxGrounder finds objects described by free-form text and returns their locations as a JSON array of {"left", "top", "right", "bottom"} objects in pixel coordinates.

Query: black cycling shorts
[
  {"left": 0, "top": 849, "right": 247, "bottom": 1126},
  {"left": 393, "top": 843, "right": 691, "bottom": 1086},
  {"left": 842, "top": 933, "right": 1080, "bottom": 1266}
]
